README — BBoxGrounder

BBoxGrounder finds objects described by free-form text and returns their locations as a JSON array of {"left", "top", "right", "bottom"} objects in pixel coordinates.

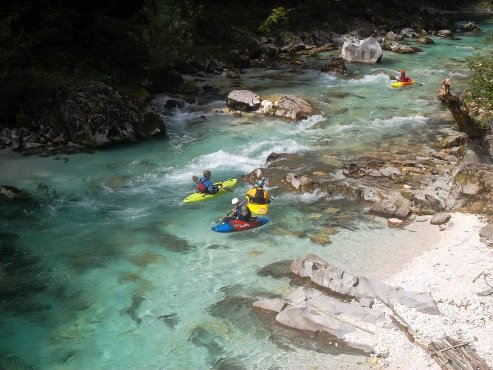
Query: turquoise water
[{"left": 1, "top": 23, "right": 492, "bottom": 369}]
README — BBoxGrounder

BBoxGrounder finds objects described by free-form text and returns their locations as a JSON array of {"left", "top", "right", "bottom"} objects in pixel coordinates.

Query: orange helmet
[{"left": 400, "top": 70, "right": 405, "bottom": 73}]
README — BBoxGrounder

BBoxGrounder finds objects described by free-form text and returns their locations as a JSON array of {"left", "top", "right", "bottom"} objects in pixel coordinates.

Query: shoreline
[{"left": 375, "top": 213, "right": 493, "bottom": 368}]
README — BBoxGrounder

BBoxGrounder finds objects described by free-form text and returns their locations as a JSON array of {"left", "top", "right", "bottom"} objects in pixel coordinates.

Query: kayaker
[
  {"left": 245, "top": 178, "right": 271, "bottom": 205},
  {"left": 193, "top": 170, "right": 220, "bottom": 194},
  {"left": 231, "top": 197, "right": 251, "bottom": 221},
  {"left": 397, "top": 70, "right": 412, "bottom": 82}
]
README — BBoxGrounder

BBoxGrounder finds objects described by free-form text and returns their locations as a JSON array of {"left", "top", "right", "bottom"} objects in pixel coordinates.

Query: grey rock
[
  {"left": 385, "top": 31, "right": 404, "bottom": 41},
  {"left": 430, "top": 212, "right": 451, "bottom": 225},
  {"left": 268, "top": 287, "right": 386, "bottom": 353},
  {"left": 380, "top": 166, "right": 402, "bottom": 177},
  {"left": 479, "top": 222, "right": 493, "bottom": 245},
  {"left": 437, "top": 132, "right": 468, "bottom": 149},
  {"left": 290, "top": 254, "right": 439, "bottom": 315},
  {"left": 395, "top": 205, "right": 412, "bottom": 219},
  {"left": 275, "top": 95, "right": 318, "bottom": 120},
  {"left": 226, "top": 90, "right": 261, "bottom": 111},
  {"left": 388, "top": 218, "right": 404, "bottom": 228},
  {"left": 425, "top": 193, "right": 446, "bottom": 211},
  {"left": 484, "top": 135, "right": 493, "bottom": 160},
  {"left": 462, "top": 22, "right": 480, "bottom": 32},
  {"left": 252, "top": 298, "right": 287, "bottom": 313},
  {"left": 437, "top": 30, "right": 453, "bottom": 38},
  {"left": 416, "top": 36, "right": 435, "bottom": 44},
  {"left": 383, "top": 41, "right": 416, "bottom": 54},
  {"left": 400, "top": 28, "right": 418, "bottom": 38},
  {"left": 462, "top": 182, "right": 480, "bottom": 195},
  {"left": 370, "top": 200, "right": 397, "bottom": 217},
  {"left": 341, "top": 36, "right": 383, "bottom": 64}
]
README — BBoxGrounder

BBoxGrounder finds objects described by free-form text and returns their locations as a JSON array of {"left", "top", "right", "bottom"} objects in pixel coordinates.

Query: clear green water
[{"left": 1, "top": 23, "right": 492, "bottom": 369}]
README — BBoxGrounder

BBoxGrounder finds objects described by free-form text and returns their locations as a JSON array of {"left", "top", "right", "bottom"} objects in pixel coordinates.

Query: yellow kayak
[
  {"left": 246, "top": 201, "right": 269, "bottom": 215},
  {"left": 183, "top": 178, "right": 237, "bottom": 203},
  {"left": 391, "top": 79, "right": 415, "bottom": 88}
]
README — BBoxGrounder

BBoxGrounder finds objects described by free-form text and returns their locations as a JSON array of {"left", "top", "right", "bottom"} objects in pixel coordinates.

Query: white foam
[
  {"left": 289, "top": 114, "right": 326, "bottom": 133},
  {"left": 276, "top": 188, "right": 328, "bottom": 203},
  {"left": 243, "top": 139, "right": 310, "bottom": 160},
  {"left": 347, "top": 73, "right": 390, "bottom": 85},
  {"left": 369, "top": 114, "right": 429, "bottom": 127}
]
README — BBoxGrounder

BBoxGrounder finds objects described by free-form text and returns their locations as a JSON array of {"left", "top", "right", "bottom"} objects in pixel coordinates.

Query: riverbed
[{"left": 1, "top": 22, "right": 492, "bottom": 369}]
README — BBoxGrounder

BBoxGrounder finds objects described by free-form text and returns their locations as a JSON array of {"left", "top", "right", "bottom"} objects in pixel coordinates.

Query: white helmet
[{"left": 232, "top": 197, "right": 239, "bottom": 204}]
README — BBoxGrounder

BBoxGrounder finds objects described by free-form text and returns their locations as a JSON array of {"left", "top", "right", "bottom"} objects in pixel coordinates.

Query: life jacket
[
  {"left": 248, "top": 188, "right": 267, "bottom": 204},
  {"left": 196, "top": 181, "right": 206, "bottom": 192},
  {"left": 196, "top": 176, "right": 208, "bottom": 193}
]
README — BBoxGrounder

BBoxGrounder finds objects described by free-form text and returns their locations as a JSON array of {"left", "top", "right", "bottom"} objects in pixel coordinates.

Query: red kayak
[{"left": 211, "top": 217, "right": 269, "bottom": 233}]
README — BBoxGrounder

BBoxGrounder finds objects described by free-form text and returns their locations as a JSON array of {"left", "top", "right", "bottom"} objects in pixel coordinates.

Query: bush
[
  {"left": 259, "top": 7, "right": 292, "bottom": 34},
  {"left": 467, "top": 53, "right": 493, "bottom": 110}
]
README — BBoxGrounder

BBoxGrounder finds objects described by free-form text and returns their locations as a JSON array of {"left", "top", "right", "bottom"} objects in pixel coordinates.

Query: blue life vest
[{"left": 198, "top": 176, "right": 214, "bottom": 193}]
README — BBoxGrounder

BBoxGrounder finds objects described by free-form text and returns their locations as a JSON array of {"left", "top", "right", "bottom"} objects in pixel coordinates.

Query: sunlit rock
[
  {"left": 437, "top": 29, "right": 453, "bottom": 38},
  {"left": 341, "top": 35, "right": 383, "bottom": 63},
  {"left": 275, "top": 95, "right": 318, "bottom": 120},
  {"left": 226, "top": 90, "right": 261, "bottom": 111},
  {"left": 290, "top": 254, "right": 439, "bottom": 314},
  {"left": 430, "top": 212, "right": 451, "bottom": 225}
]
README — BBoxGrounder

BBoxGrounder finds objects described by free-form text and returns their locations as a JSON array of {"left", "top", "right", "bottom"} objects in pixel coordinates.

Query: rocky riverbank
[
  {"left": 0, "top": 80, "right": 165, "bottom": 156},
  {"left": 254, "top": 213, "right": 493, "bottom": 369}
]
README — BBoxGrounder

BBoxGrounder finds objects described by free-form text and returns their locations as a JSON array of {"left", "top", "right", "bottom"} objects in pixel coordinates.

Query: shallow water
[{"left": 1, "top": 22, "right": 492, "bottom": 369}]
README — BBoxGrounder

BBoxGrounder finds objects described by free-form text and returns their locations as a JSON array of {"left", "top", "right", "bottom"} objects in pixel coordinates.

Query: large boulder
[
  {"left": 0, "top": 81, "right": 165, "bottom": 154},
  {"left": 274, "top": 95, "right": 318, "bottom": 120},
  {"left": 340, "top": 35, "right": 383, "bottom": 64},
  {"left": 254, "top": 287, "right": 385, "bottom": 354},
  {"left": 226, "top": 90, "right": 261, "bottom": 112},
  {"left": 58, "top": 81, "right": 164, "bottom": 148},
  {"left": 291, "top": 254, "right": 440, "bottom": 314}
]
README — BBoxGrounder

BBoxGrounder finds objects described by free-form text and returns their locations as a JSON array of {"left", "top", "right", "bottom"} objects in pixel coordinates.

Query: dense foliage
[
  {"left": 0, "top": 0, "right": 486, "bottom": 127},
  {"left": 468, "top": 53, "right": 493, "bottom": 110}
]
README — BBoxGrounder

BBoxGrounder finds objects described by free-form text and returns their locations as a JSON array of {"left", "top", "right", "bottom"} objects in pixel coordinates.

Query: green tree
[
  {"left": 259, "top": 6, "right": 291, "bottom": 34},
  {"left": 140, "top": 0, "right": 195, "bottom": 69}
]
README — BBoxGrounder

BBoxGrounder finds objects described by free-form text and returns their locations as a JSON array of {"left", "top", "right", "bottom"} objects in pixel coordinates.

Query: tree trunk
[{"left": 437, "top": 78, "right": 482, "bottom": 138}]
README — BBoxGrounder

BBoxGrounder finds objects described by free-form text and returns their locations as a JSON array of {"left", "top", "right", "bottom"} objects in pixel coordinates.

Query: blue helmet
[{"left": 256, "top": 178, "right": 265, "bottom": 188}]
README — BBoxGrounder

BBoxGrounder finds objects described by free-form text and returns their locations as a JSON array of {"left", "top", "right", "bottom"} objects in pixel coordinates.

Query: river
[{"left": 1, "top": 22, "right": 492, "bottom": 369}]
